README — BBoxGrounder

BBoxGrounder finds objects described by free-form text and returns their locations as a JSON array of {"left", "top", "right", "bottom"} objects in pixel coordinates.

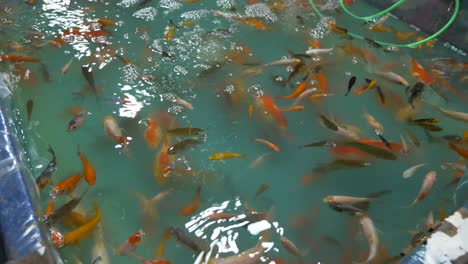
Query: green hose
[{"left": 308, "top": 0, "right": 460, "bottom": 48}]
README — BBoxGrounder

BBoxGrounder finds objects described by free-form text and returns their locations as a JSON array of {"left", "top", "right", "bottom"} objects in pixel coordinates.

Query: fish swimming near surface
[
  {"left": 345, "top": 76, "right": 356, "bottom": 96},
  {"left": 36, "top": 145, "right": 57, "bottom": 192}
]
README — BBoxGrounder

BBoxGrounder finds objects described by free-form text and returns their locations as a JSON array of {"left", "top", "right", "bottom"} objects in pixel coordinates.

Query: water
[{"left": 1, "top": 0, "right": 467, "bottom": 263}]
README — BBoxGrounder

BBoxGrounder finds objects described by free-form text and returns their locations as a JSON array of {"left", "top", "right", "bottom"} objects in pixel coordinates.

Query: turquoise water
[{"left": 2, "top": 0, "right": 467, "bottom": 263}]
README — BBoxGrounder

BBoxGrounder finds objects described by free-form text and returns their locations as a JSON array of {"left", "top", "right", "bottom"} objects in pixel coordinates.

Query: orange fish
[
  {"left": 63, "top": 206, "right": 101, "bottom": 245},
  {"left": 280, "top": 77, "right": 308, "bottom": 99},
  {"left": 44, "top": 197, "right": 55, "bottom": 217},
  {"left": 280, "top": 105, "right": 304, "bottom": 112},
  {"left": 257, "top": 93, "right": 288, "bottom": 129},
  {"left": 306, "top": 38, "right": 323, "bottom": 49},
  {"left": 154, "top": 138, "right": 174, "bottom": 184},
  {"left": 50, "top": 173, "right": 82, "bottom": 196},
  {"left": 50, "top": 227, "right": 64, "bottom": 248},
  {"left": 153, "top": 227, "right": 171, "bottom": 260},
  {"left": 240, "top": 18, "right": 267, "bottom": 30},
  {"left": 206, "top": 212, "right": 239, "bottom": 220},
  {"left": 411, "top": 59, "right": 434, "bottom": 85},
  {"left": 164, "top": 21, "right": 176, "bottom": 41},
  {"left": 331, "top": 139, "right": 402, "bottom": 158},
  {"left": 103, "top": 115, "right": 128, "bottom": 149},
  {"left": 63, "top": 212, "right": 88, "bottom": 227},
  {"left": 395, "top": 31, "right": 415, "bottom": 41},
  {"left": 98, "top": 18, "right": 117, "bottom": 26},
  {"left": 179, "top": 186, "right": 201, "bottom": 216},
  {"left": 328, "top": 22, "right": 350, "bottom": 38},
  {"left": 115, "top": 230, "right": 146, "bottom": 256},
  {"left": 248, "top": 104, "right": 254, "bottom": 120},
  {"left": 353, "top": 80, "right": 377, "bottom": 95},
  {"left": 0, "top": 54, "right": 40, "bottom": 63},
  {"left": 145, "top": 117, "right": 162, "bottom": 149},
  {"left": 368, "top": 25, "right": 394, "bottom": 32},
  {"left": 252, "top": 138, "right": 281, "bottom": 152},
  {"left": 77, "top": 146, "right": 96, "bottom": 186},
  {"left": 448, "top": 142, "right": 468, "bottom": 159}
]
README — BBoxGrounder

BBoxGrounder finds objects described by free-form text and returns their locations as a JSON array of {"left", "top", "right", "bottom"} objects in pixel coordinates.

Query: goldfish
[
  {"left": 97, "top": 18, "right": 117, "bottom": 26},
  {"left": 115, "top": 230, "right": 146, "bottom": 256},
  {"left": 154, "top": 139, "right": 174, "bottom": 184},
  {"left": 77, "top": 146, "right": 96, "bottom": 186},
  {"left": 373, "top": 71, "right": 409, "bottom": 86},
  {"left": 6, "top": 41, "right": 24, "bottom": 52},
  {"left": 103, "top": 115, "right": 128, "bottom": 149},
  {"left": 280, "top": 236, "right": 306, "bottom": 257},
  {"left": 328, "top": 22, "right": 352, "bottom": 39},
  {"left": 180, "top": 186, "right": 201, "bottom": 216},
  {"left": 209, "top": 152, "right": 246, "bottom": 160},
  {"left": 314, "top": 69, "right": 329, "bottom": 93},
  {"left": 400, "top": 134, "right": 409, "bottom": 153},
  {"left": 164, "top": 20, "right": 176, "bottom": 41},
  {"left": 364, "top": 37, "right": 382, "bottom": 48},
  {"left": 280, "top": 105, "right": 304, "bottom": 112},
  {"left": 248, "top": 104, "right": 254, "bottom": 120},
  {"left": 425, "top": 102, "right": 468, "bottom": 123},
  {"left": 0, "top": 54, "right": 40, "bottom": 63},
  {"left": 26, "top": 99, "right": 33, "bottom": 123},
  {"left": 409, "top": 171, "right": 437, "bottom": 207},
  {"left": 354, "top": 79, "right": 376, "bottom": 95},
  {"left": 280, "top": 76, "right": 308, "bottom": 99},
  {"left": 448, "top": 143, "right": 468, "bottom": 159},
  {"left": 403, "top": 164, "right": 426, "bottom": 179},
  {"left": 368, "top": 25, "right": 394, "bottom": 32},
  {"left": 240, "top": 18, "right": 268, "bottom": 30},
  {"left": 50, "top": 227, "right": 64, "bottom": 248},
  {"left": 252, "top": 138, "right": 280, "bottom": 152},
  {"left": 174, "top": 95, "right": 193, "bottom": 110},
  {"left": 153, "top": 227, "right": 171, "bottom": 260},
  {"left": 410, "top": 59, "right": 434, "bottom": 85},
  {"left": 293, "top": 88, "right": 317, "bottom": 105},
  {"left": 67, "top": 111, "right": 87, "bottom": 132},
  {"left": 209, "top": 242, "right": 265, "bottom": 264},
  {"left": 50, "top": 173, "right": 82, "bottom": 196},
  {"left": 249, "top": 152, "right": 272, "bottom": 168},
  {"left": 256, "top": 94, "right": 288, "bottom": 129},
  {"left": 305, "top": 47, "right": 334, "bottom": 55},
  {"left": 395, "top": 31, "right": 415, "bottom": 41},
  {"left": 342, "top": 141, "right": 397, "bottom": 160},
  {"left": 144, "top": 117, "right": 162, "bottom": 149},
  {"left": 63, "top": 205, "right": 101, "bottom": 245},
  {"left": 363, "top": 113, "right": 384, "bottom": 133},
  {"left": 134, "top": 189, "right": 172, "bottom": 235},
  {"left": 91, "top": 223, "right": 111, "bottom": 264},
  {"left": 36, "top": 145, "right": 57, "bottom": 192},
  {"left": 355, "top": 213, "right": 378, "bottom": 264},
  {"left": 61, "top": 57, "right": 74, "bottom": 75},
  {"left": 44, "top": 197, "right": 55, "bottom": 217},
  {"left": 345, "top": 76, "right": 357, "bottom": 96}
]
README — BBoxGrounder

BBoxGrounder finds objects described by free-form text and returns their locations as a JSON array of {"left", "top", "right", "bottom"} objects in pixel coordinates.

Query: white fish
[
  {"left": 175, "top": 95, "right": 193, "bottom": 110},
  {"left": 293, "top": 88, "right": 317, "bottom": 106},
  {"left": 374, "top": 14, "right": 389, "bottom": 27},
  {"left": 426, "top": 102, "right": 468, "bottom": 123},
  {"left": 355, "top": 213, "right": 378, "bottom": 264},
  {"left": 60, "top": 57, "right": 74, "bottom": 75},
  {"left": 409, "top": 171, "right": 437, "bottom": 207},
  {"left": 91, "top": 223, "right": 111, "bottom": 264},
  {"left": 373, "top": 71, "right": 409, "bottom": 86},
  {"left": 403, "top": 163, "right": 426, "bottom": 179},
  {"left": 210, "top": 243, "right": 265, "bottom": 264},
  {"left": 249, "top": 152, "right": 272, "bottom": 168},
  {"left": 400, "top": 134, "right": 409, "bottom": 154},
  {"left": 261, "top": 57, "right": 302, "bottom": 67},
  {"left": 305, "top": 47, "right": 333, "bottom": 55}
]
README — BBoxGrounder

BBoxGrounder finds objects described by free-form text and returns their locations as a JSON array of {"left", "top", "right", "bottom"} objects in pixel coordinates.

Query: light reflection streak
[{"left": 118, "top": 93, "right": 143, "bottom": 118}]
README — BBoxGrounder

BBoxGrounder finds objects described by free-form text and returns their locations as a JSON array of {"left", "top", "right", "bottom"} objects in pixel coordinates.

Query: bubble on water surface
[
  {"left": 133, "top": 7, "right": 159, "bottom": 21},
  {"left": 180, "top": 9, "right": 211, "bottom": 21},
  {"left": 121, "top": 64, "right": 140, "bottom": 84},
  {"left": 319, "top": 0, "right": 340, "bottom": 11},
  {"left": 310, "top": 16, "right": 334, "bottom": 39},
  {"left": 118, "top": 0, "right": 140, "bottom": 7},
  {"left": 216, "top": 0, "right": 235, "bottom": 9},
  {"left": 159, "top": 0, "right": 183, "bottom": 11},
  {"left": 245, "top": 3, "right": 278, "bottom": 22}
]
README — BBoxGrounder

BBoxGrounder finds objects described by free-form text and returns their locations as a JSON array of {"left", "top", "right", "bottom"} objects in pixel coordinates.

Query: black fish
[
  {"left": 35, "top": 145, "right": 57, "bottom": 192},
  {"left": 26, "top": 99, "right": 33, "bottom": 122},
  {"left": 300, "top": 140, "right": 330, "bottom": 148},
  {"left": 375, "top": 86, "right": 385, "bottom": 105},
  {"left": 327, "top": 202, "right": 367, "bottom": 215},
  {"left": 364, "top": 37, "right": 382, "bottom": 48},
  {"left": 45, "top": 189, "right": 88, "bottom": 226},
  {"left": 408, "top": 82, "right": 424, "bottom": 108},
  {"left": 345, "top": 76, "right": 356, "bottom": 96},
  {"left": 40, "top": 63, "right": 51, "bottom": 82},
  {"left": 81, "top": 64, "right": 97, "bottom": 93},
  {"left": 377, "top": 134, "right": 392, "bottom": 150},
  {"left": 170, "top": 227, "right": 205, "bottom": 253},
  {"left": 167, "top": 138, "right": 203, "bottom": 155}
]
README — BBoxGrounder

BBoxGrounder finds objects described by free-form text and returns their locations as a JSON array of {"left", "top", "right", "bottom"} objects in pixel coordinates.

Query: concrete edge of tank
[{"left": 0, "top": 73, "right": 61, "bottom": 264}]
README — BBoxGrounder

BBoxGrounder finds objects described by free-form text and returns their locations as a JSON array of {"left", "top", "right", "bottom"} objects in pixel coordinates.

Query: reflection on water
[{"left": 182, "top": 197, "right": 286, "bottom": 264}]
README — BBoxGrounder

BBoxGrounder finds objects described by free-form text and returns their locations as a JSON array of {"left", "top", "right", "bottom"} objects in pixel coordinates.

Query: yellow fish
[{"left": 209, "top": 152, "right": 246, "bottom": 160}]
